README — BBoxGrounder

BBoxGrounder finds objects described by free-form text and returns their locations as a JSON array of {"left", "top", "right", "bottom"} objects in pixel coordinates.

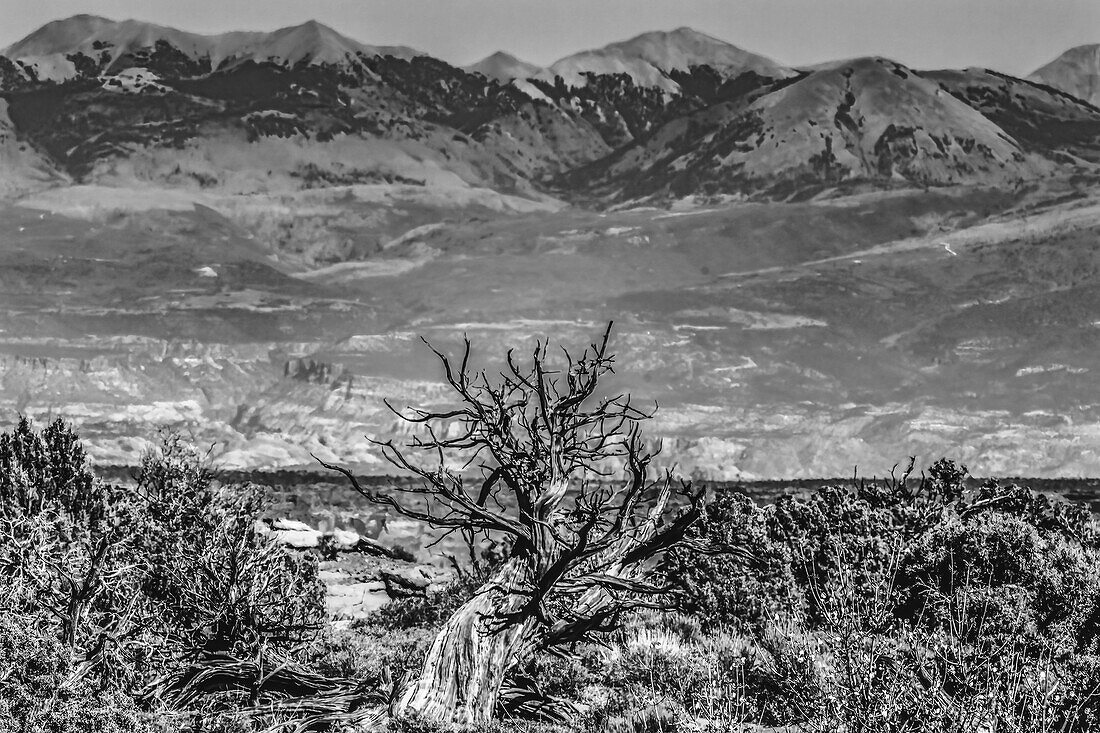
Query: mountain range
[
  {"left": 1, "top": 17, "right": 1099, "bottom": 202},
  {"left": 3, "top": 15, "right": 418, "bottom": 80},
  {"left": 2, "top": 16, "right": 1100, "bottom": 477}
]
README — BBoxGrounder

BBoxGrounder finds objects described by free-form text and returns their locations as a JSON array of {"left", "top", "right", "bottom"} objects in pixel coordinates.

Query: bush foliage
[
  {"left": 7, "top": 418, "right": 1100, "bottom": 732},
  {"left": 0, "top": 418, "right": 325, "bottom": 732},
  {"left": 659, "top": 458, "right": 1100, "bottom": 731}
]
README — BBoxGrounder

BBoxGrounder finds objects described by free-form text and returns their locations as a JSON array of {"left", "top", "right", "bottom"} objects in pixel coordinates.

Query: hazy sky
[{"left": 3, "top": 0, "right": 1098, "bottom": 75}]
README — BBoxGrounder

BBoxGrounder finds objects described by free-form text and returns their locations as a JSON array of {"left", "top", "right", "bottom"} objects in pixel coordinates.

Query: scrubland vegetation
[
  {"left": 7, "top": 328, "right": 1100, "bottom": 732},
  {"left": 5, "top": 417, "right": 1100, "bottom": 732}
]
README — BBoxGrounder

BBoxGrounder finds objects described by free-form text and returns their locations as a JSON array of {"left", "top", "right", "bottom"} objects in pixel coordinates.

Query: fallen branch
[{"left": 141, "top": 652, "right": 358, "bottom": 709}]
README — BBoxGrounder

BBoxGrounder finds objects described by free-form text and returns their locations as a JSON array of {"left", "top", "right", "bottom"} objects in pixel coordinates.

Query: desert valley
[{"left": 1, "top": 18, "right": 1100, "bottom": 478}]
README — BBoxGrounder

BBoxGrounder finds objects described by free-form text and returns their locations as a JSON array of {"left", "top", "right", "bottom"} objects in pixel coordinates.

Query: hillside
[
  {"left": 541, "top": 27, "right": 794, "bottom": 93},
  {"left": 570, "top": 58, "right": 1074, "bottom": 201},
  {"left": 0, "top": 98, "right": 65, "bottom": 196},
  {"left": 2, "top": 18, "right": 1100, "bottom": 476},
  {"left": 1030, "top": 44, "right": 1100, "bottom": 107},
  {"left": 921, "top": 66, "right": 1100, "bottom": 174},
  {"left": 8, "top": 179, "right": 1100, "bottom": 477},
  {"left": 0, "top": 49, "right": 610, "bottom": 202},
  {"left": 1, "top": 18, "right": 1098, "bottom": 204},
  {"left": 2, "top": 15, "right": 419, "bottom": 81},
  {"left": 464, "top": 51, "right": 541, "bottom": 82}
]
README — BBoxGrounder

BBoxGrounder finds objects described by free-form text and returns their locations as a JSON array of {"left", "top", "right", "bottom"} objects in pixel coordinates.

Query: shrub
[
  {"left": 0, "top": 611, "right": 154, "bottom": 733},
  {"left": 551, "top": 612, "right": 771, "bottom": 731},
  {"left": 663, "top": 460, "right": 1100, "bottom": 731},
  {"left": 371, "top": 536, "right": 510, "bottom": 632},
  {"left": 667, "top": 460, "right": 1100, "bottom": 635},
  {"left": 0, "top": 416, "right": 105, "bottom": 526},
  {"left": 898, "top": 512, "right": 1100, "bottom": 645},
  {"left": 371, "top": 577, "right": 484, "bottom": 631},
  {"left": 124, "top": 434, "right": 325, "bottom": 668},
  {"left": 662, "top": 491, "right": 799, "bottom": 629},
  {"left": 755, "top": 621, "right": 829, "bottom": 726},
  {"left": 0, "top": 420, "right": 326, "bottom": 723},
  {"left": 309, "top": 623, "right": 435, "bottom": 688},
  {"left": 971, "top": 480, "right": 1097, "bottom": 544}
]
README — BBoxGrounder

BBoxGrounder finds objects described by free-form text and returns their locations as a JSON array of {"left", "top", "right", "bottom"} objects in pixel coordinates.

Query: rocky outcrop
[
  {"left": 261, "top": 517, "right": 407, "bottom": 558},
  {"left": 380, "top": 566, "right": 434, "bottom": 597}
]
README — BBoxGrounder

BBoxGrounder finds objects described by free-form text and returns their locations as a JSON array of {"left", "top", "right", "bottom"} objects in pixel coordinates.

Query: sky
[{"left": 2, "top": 0, "right": 1098, "bottom": 76}]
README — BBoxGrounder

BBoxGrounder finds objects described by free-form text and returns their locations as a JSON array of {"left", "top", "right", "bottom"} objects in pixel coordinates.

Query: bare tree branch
[{"left": 316, "top": 322, "right": 708, "bottom": 726}]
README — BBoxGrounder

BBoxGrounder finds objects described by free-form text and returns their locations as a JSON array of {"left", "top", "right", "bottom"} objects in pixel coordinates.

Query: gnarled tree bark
[{"left": 391, "top": 557, "right": 538, "bottom": 725}]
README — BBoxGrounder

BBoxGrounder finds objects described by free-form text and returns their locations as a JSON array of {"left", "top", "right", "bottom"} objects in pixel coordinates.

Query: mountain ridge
[
  {"left": 3, "top": 17, "right": 1100, "bottom": 476},
  {"left": 1030, "top": 44, "right": 1100, "bottom": 107},
  {"left": 464, "top": 51, "right": 542, "bottom": 82},
  {"left": 4, "top": 15, "right": 1099, "bottom": 102},
  {"left": 563, "top": 57, "right": 1093, "bottom": 202},
  {"left": 539, "top": 27, "right": 794, "bottom": 93},
  {"left": 2, "top": 15, "right": 422, "bottom": 82},
  {"left": 0, "top": 16, "right": 1098, "bottom": 205}
]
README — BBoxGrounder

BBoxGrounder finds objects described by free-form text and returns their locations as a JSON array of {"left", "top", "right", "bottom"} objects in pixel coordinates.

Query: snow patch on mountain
[
  {"left": 100, "top": 67, "right": 169, "bottom": 93},
  {"left": 511, "top": 79, "right": 552, "bottom": 103}
]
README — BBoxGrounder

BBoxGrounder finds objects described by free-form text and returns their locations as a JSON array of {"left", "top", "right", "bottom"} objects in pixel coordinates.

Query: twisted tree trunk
[
  {"left": 391, "top": 557, "right": 538, "bottom": 726},
  {"left": 392, "top": 476, "right": 572, "bottom": 726},
  {"left": 390, "top": 481, "right": 680, "bottom": 726}
]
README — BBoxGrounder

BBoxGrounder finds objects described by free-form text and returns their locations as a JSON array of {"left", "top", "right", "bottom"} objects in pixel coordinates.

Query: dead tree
[{"left": 317, "top": 322, "right": 705, "bottom": 727}]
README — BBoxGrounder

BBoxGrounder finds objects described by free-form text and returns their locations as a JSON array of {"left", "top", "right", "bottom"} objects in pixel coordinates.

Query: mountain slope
[
  {"left": 573, "top": 57, "right": 1049, "bottom": 201},
  {"left": 2, "top": 16, "right": 419, "bottom": 82},
  {"left": 1030, "top": 45, "right": 1100, "bottom": 107},
  {"left": 464, "top": 51, "right": 541, "bottom": 82},
  {"left": 924, "top": 67, "right": 1100, "bottom": 164},
  {"left": 2, "top": 17, "right": 1100, "bottom": 206},
  {"left": 0, "top": 43, "right": 610, "bottom": 204},
  {"left": 222, "top": 20, "right": 418, "bottom": 70},
  {"left": 542, "top": 27, "right": 793, "bottom": 93},
  {"left": 1, "top": 14, "right": 116, "bottom": 57},
  {"left": 0, "top": 98, "right": 65, "bottom": 196}
]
